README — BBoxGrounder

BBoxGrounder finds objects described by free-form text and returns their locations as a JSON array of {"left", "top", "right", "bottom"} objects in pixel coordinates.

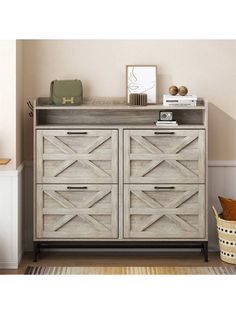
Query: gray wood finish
[
  {"left": 36, "top": 98, "right": 206, "bottom": 127},
  {"left": 36, "top": 129, "right": 118, "bottom": 184},
  {"left": 34, "top": 98, "right": 208, "bottom": 242},
  {"left": 36, "top": 96, "right": 205, "bottom": 108},
  {"left": 124, "top": 184, "right": 205, "bottom": 239},
  {"left": 124, "top": 129, "right": 205, "bottom": 184},
  {"left": 36, "top": 184, "right": 118, "bottom": 239}
]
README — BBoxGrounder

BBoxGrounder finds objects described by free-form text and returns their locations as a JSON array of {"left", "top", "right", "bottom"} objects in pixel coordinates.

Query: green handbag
[{"left": 50, "top": 80, "right": 83, "bottom": 105}]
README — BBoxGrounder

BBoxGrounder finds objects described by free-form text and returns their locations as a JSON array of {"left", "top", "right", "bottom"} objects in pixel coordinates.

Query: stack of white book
[
  {"left": 156, "top": 120, "right": 178, "bottom": 126},
  {"left": 163, "top": 94, "right": 197, "bottom": 106}
]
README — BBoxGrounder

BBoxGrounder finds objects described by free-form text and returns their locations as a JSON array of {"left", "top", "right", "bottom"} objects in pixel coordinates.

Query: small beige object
[
  {"left": 129, "top": 93, "right": 147, "bottom": 106},
  {"left": 212, "top": 206, "right": 236, "bottom": 264},
  {"left": 178, "top": 86, "right": 188, "bottom": 96},
  {"left": 169, "top": 86, "right": 179, "bottom": 96}
]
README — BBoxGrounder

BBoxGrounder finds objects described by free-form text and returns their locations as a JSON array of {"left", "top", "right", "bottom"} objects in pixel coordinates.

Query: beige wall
[
  {"left": 16, "top": 40, "right": 24, "bottom": 168},
  {"left": 23, "top": 40, "right": 236, "bottom": 160},
  {"left": 0, "top": 40, "right": 16, "bottom": 169}
]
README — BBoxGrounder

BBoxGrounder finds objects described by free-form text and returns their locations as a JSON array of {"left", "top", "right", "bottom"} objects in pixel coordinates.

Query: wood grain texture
[
  {"left": 124, "top": 129, "right": 205, "bottom": 184},
  {"left": 37, "top": 124, "right": 206, "bottom": 130},
  {"left": 118, "top": 128, "right": 123, "bottom": 239},
  {"left": 124, "top": 184, "right": 205, "bottom": 239},
  {"left": 0, "top": 252, "right": 223, "bottom": 275},
  {"left": 36, "top": 97, "right": 206, "bottom": 109},
  {"left": 34, "top": 100, "right": 208, "bottom": 243},
  {"left": 35, "top": 98, "right": 206, "bottom": 127},
  {"left": 36, "top": 184, "right": 118, "bottom": 239},
  {"left": 36, "top": 129, "right": 118, "bottom": 184}
]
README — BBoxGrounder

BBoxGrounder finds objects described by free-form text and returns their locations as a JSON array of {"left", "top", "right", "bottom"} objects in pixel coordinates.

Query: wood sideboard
[{"left": 33, "top": 97, "right": 208, "bottom": 261}]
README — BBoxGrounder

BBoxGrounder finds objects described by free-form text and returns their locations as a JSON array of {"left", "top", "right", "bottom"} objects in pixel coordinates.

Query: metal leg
[
  {"left": 32, "top": 241, "right": 208, "bottom": 261},
  {"left": 203, "top": 242, "right": 208, "bottom": 262},
  {"left": 33, "top": 242, "right": 39, "bottom": 262}
]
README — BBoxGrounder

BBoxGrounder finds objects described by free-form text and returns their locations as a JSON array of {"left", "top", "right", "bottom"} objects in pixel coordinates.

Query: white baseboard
[
  {"left": 0, "top": 248, "right": 23, "bottom": 269},
  {"left": 0, "top": 163, "right": 24, "bottom": 269},
  {"left": 209, "top": 160, "right": 236, "bottom": 167},
  {"left": 22, "top": 160, "right": 236, "bottom": 254}
]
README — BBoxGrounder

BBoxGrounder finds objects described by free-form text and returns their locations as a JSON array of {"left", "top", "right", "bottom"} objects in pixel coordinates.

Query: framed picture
[{"left": 126, "top": 65, "right": 157, "bottom": 104}]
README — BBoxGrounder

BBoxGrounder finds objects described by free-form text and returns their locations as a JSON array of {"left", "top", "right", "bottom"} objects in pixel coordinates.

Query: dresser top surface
[{"left": 36, "top": 97, "right": 207, "bottom": 110}]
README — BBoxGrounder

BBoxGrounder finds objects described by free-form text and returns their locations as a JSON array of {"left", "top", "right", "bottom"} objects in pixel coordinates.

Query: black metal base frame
[{"left": 33, "top": 241, "right": 208, "bottom": 263}]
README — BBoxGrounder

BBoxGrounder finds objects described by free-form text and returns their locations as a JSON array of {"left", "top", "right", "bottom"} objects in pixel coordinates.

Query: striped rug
[{"left": 25, "top": 266, "right": 236, "bottom": 275}]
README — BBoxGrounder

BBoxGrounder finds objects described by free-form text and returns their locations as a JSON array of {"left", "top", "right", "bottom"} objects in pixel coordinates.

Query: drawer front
[
  {"left": 124, "top": 184, "right": 205, "bottom": 239},
  {"left": 36, "top": 129, "right": 118, "bottom": 183},
  {"left": 36, "top": 184, "right": 118, "bottom": 239},
  {"left": 124, "top": 129, "right": 205, "bottom": 183}
]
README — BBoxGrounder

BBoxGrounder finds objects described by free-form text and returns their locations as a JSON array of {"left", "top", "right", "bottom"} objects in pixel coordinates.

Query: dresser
[{"left": 33, "top": 98, "right": 208, "bottom": 261}]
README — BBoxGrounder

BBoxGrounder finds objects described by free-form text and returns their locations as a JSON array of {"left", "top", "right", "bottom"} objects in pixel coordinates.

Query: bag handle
[{"left": 212, "top": 206, "right": 219, "bottom": 219}]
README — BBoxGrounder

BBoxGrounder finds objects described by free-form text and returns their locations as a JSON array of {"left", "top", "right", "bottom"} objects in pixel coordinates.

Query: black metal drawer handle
[
  {"left": 154, "top": 132, "right": 175, "bottom": 135},
  {"left": 154, "top": 186, "right": 175, "bottom": 190},
  {"left": 67, "top": 132, "right": 87, "bottom": 135},
  {"left": 67, "top": 186, "right": 88, "bottom": 190}
]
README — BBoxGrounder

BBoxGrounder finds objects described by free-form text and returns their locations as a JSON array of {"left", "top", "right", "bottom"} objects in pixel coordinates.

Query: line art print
[{"left": 127, "top": 66, "right": 157, "bottom": 103}]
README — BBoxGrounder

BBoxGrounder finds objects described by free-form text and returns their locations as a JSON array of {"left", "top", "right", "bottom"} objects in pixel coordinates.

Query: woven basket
[{"left": 212, "top": 206, "right": 236, "bottom": 264}]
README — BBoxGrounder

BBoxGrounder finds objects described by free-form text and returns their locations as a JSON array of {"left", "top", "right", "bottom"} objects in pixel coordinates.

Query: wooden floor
[{"left": 0, "top": 251, "right": 226, "bottom": 274}]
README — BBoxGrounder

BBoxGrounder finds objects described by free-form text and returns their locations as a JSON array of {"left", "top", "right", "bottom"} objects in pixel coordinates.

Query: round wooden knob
[
  {"left": 169, "top": 86, "right": 178, "bottom": 96},
  {"left": 178, "top": 86, "right": 188, "bottom": 96}
]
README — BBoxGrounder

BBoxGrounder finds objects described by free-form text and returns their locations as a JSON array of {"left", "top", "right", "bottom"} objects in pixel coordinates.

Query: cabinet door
[
  {"left": 124, "top": 129, "right": 205, "bottom": 183},
  {"left": 36, "top": 129, "right": 118, "bottom": 183},
  {"left": 124, "top": 184, "right": 205, "bottom": 239},
  {"left": 36, "top": 184, "right": 118, "bottom": 239}
]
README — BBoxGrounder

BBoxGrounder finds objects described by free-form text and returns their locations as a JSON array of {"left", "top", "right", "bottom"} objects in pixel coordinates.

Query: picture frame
[{"left": 126, "top": 65, "right": 157, "bottom": 104}]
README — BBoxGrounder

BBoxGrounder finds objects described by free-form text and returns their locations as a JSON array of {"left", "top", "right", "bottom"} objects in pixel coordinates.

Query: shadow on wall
[
  {"left": 23, "top": 162, "right": 34, "bottom": 252},
  {"left": 208, "top": 102, "right": 236, "bottom": 250},
  {"left": 208, "top": 102, "right": 236, "bottom": 160}
]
